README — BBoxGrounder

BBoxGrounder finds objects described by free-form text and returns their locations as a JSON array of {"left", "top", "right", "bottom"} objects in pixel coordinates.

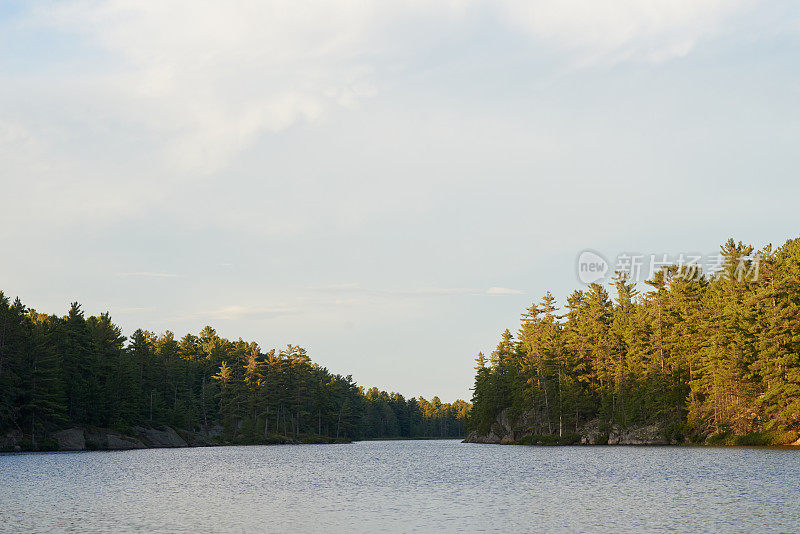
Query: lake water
[{"left": 1, "top": 440, "right": 799, "bottom": 532}]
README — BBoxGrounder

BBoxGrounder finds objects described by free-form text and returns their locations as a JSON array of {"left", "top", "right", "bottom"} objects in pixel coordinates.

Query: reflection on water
[{"left": 2, "top": 440, "right": 799, "bottom": 533}]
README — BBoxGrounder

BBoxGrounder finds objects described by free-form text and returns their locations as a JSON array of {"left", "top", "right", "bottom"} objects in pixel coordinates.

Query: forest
[
  {"left": 0, "top": 296, "right": 469, "bottom": 450},
  {"left": 469, "top": 237, "right": 800, "bottom": 446}
]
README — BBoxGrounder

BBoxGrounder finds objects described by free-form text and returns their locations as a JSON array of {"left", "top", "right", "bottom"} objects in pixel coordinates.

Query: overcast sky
[{"left": 2, "top": 0, "right": 799, "bottom": 401}]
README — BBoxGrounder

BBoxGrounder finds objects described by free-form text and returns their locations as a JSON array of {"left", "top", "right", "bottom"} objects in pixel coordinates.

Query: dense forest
[
  {"left": 469, "top": 237, "right": 800, "bottom": 446},
  {"left": 0, "top": 295, "right": 469, "bottom": 450}
]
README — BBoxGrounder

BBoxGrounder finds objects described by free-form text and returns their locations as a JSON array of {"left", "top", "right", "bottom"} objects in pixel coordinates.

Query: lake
[{"left": 2, "top": 440, "right": 799, "bottom": 532}]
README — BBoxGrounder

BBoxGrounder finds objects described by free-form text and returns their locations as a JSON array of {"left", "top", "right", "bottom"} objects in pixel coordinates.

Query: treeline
[
  {"left": 470, "top": 237, "right": 800, "bottom": 444},
  {"left": 361, "top": 388, "right": 470, "bottom": 439},
  {"left": 0, "top": 296, "right": 469, "bottom": 447}
]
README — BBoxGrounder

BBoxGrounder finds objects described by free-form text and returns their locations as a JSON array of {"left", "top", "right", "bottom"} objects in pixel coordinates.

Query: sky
[{"left": 1, "top": 0, "right": 799, "bottom": 402}]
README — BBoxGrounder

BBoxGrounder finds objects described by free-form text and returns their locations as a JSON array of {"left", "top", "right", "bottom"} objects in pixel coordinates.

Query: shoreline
[
  {"left": 463, "top": 408, "right": 800, "bottom": 448},
  {"left": 2, "top": 426, "right": 469, "bottom": 453},
  {"left": 1, "top": 425, "right": 353, "bottom": 453}
]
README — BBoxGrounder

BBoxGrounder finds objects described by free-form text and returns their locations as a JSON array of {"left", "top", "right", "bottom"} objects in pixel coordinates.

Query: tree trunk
[
  {"left": 336, "top": 404, "right": 344, "bottom": 439},
  {"left": 544, "top": 383, "right": 552, "bottom": 434},
  {"left": 201, "top": 377, "right": 208, "bottom": 429},
  {"left": 31, "top": 367, "right": 36, "bottom": 448}
]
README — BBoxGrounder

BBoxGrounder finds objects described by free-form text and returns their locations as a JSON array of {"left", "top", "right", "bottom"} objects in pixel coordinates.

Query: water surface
[{"left": 2, "top": 441, "right": 799, "bottom": 532}]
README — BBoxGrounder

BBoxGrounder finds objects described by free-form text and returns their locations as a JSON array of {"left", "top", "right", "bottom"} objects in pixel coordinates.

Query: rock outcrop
[
  {"left": 105, "top": 433, "right": 147, "bottom": 450},
  {"left": 52, "top": 428, "right": 86, "bottom": 450},
  {"left": 1, "top": 428, "right": 23, "bottom": 450},
  {"left": 182, "top": 430, "right": 218, "bottom": 447},
  {"left": 133, "top": 426, "right": 188, "bottom": 448},
  {"left": 464, "top": 430, "right": 503, "bottom": 444},
  {"left": 464, "top": 408, "right": 673, "bottom": 446},
  {"left": 37, "top": 425, "right": 216, "bottom": 451},
  {"left": 607, "top": 423, "right": 670, "bottom": 445},
  {"left": 85, "top": 428, "right": 146, "bottom": 450}
]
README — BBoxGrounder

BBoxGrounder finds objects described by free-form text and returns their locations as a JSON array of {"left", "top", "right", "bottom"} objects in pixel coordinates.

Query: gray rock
[
  {"left": 1, "top": 429, "right": 23, "bottom": 449},
  {"left": 498, "top": 409, "right": 512, "bottom": 434},
  {"left": 201, "top": 424, "right": 224, "bottom": 438},
  {"left": 516, "top": 409, "right": 538, "bottom": 429},
  {"left": 462, "top": 430, "right": 503, "bottom": 444},
  {"left": 578, "top": 419, "right": 602, "bottom": 445},
  {"left": 616, "top": 423, "right": 668, "bottom": 445},
  {"left": 106, "top": 434, "right": 146, "bottom": 450},
  {"left": 183, "top": 431, "right": 217, "bottom": 447},
  {"left": 83, "top": 428, "right": 146, "bottom": 450},
  {"left": 468, "top": 410, "right": 672, "bottom": 446},
  {"left": 486, "top": 431, "right": 502, "bottom": 443},
  {"left": 52, "top": 428, "right": 85, "bottom": 450},
  {"left": 133, "top": 426, "right": 187, "bottom": 448},
  {"left": 500, "top": 434, "right": 516, "bottom": 445}
]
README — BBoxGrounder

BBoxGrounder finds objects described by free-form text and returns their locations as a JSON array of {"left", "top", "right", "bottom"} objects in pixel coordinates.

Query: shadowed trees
[{"left": 0, "top": 296, "right": 470, "bottom": 445}]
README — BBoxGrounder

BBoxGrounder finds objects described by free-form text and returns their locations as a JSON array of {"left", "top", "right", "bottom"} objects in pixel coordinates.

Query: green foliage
[
  {"left": 0, "top": 294, "right": 470, "bottom": 444},
  {"left": 733, "top": 430, "right": 799, "bottom": 446},
  {"left": 517, "top": 432, "right": 581, "bottom": 446},
  {"left": 469, "top": 236, "right": 800, "bottom": 444}
]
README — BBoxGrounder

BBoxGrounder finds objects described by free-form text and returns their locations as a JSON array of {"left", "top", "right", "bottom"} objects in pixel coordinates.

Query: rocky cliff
[
  {"left": 1, "top": 425, "right": 219, "bottom": 452},
  {"left": 463, "top": 408, "right": 679, "bottom": 446},
  {"left": 2, "top": 424, "right": 343, "bottom": 452},
  {"left": 57, "top": 425, "right": 218, "bottom": 451}
]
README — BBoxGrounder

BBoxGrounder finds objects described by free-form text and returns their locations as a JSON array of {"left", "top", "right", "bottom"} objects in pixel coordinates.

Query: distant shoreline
[{"left": 2, "top": 425, "right": 473, "bottom": 453}]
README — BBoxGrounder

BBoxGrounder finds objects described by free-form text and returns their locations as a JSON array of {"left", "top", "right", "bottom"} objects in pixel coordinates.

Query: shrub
[
  {"left": 735, "top": 430, "right": 799, "bottom": 446},
  {"left": 518, "top": 433, "right": 581, "bottom": 446},
  {"left": 706, "top": 431, "right": 733, "bottom": 446}
]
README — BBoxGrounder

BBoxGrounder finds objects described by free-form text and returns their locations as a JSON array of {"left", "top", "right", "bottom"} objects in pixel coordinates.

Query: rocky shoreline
[
  {"left": 463, "top": 407, "right": 677, "bottom": 445},
  {"left": 462, "top": 408, "right": 800, "bottom": 446},
  {"left": 0, "top": 425, "right": 325, "bottom": 452}
]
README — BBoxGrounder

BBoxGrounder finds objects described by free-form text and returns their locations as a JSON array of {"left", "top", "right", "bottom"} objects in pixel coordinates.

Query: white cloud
[
  {"left": 112, "top": 306, "right": 157, "bottom": 314},
  {"left": 11, "top": 0, "right": 758, "bottom": 180},
  {"left": 400, "top": 287, "right": 478, "bottom": 296},
  {"left": 310, "top": 283, "right": 479, "bottom": 298},
  {"left": 494, "top": 0, "right": 757, "bottom": 64},
  {"left": 311, "top": 283, "right": 362, "bottom": 292},
  {"left": 206, "top": 304, "right": 297, "bottom": 321},
  {"left": 311, "top": 283, "right": 525, "bottom": 298},
  {"left": 115, "top": 272, "right": 179, "bottom": 278},
  {"left": 30, "top": 0, "right": 389, "bottom": 174},
  {"left": 486, "top": 286, "right": 523, "bottom": 295}
]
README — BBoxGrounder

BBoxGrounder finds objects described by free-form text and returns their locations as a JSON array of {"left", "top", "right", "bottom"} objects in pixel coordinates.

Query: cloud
[
  {"left": 311, "top": 283, "right": 523, "bottom": 298},
  {"left": 206, "top": 304, "right": 298, "bottom": 321},
  {"left": 9, "top": 0, "right": 758, "bottom": 180},
  {"left": 310, "top": 283, "right": 478, "bottom": 298},
  {"left": 399, "top": 287, "right": 478, "bottom": 297},
  {"left": 486, "top": 286, "right": 523, "bottom": 295},
  {"left": 112, "top": 306, "right": 157, "bottom": 314},
  {"left": 28, "top": 0, "right": 387, "bottom": 174},
  {"left": 494, "top": 0, "right": 757, "bottom": 64},
  {"left": 115, "top": 272, "right": 179, "bottom": 278},
  {"left": 311, "top": 283, "right": 362, "bottom": 293}
]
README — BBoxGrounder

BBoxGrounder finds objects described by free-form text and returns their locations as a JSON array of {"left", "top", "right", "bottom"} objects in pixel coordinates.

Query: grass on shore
[{"left": 705, "top": 429, "right": 799, "bottom": 447}]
